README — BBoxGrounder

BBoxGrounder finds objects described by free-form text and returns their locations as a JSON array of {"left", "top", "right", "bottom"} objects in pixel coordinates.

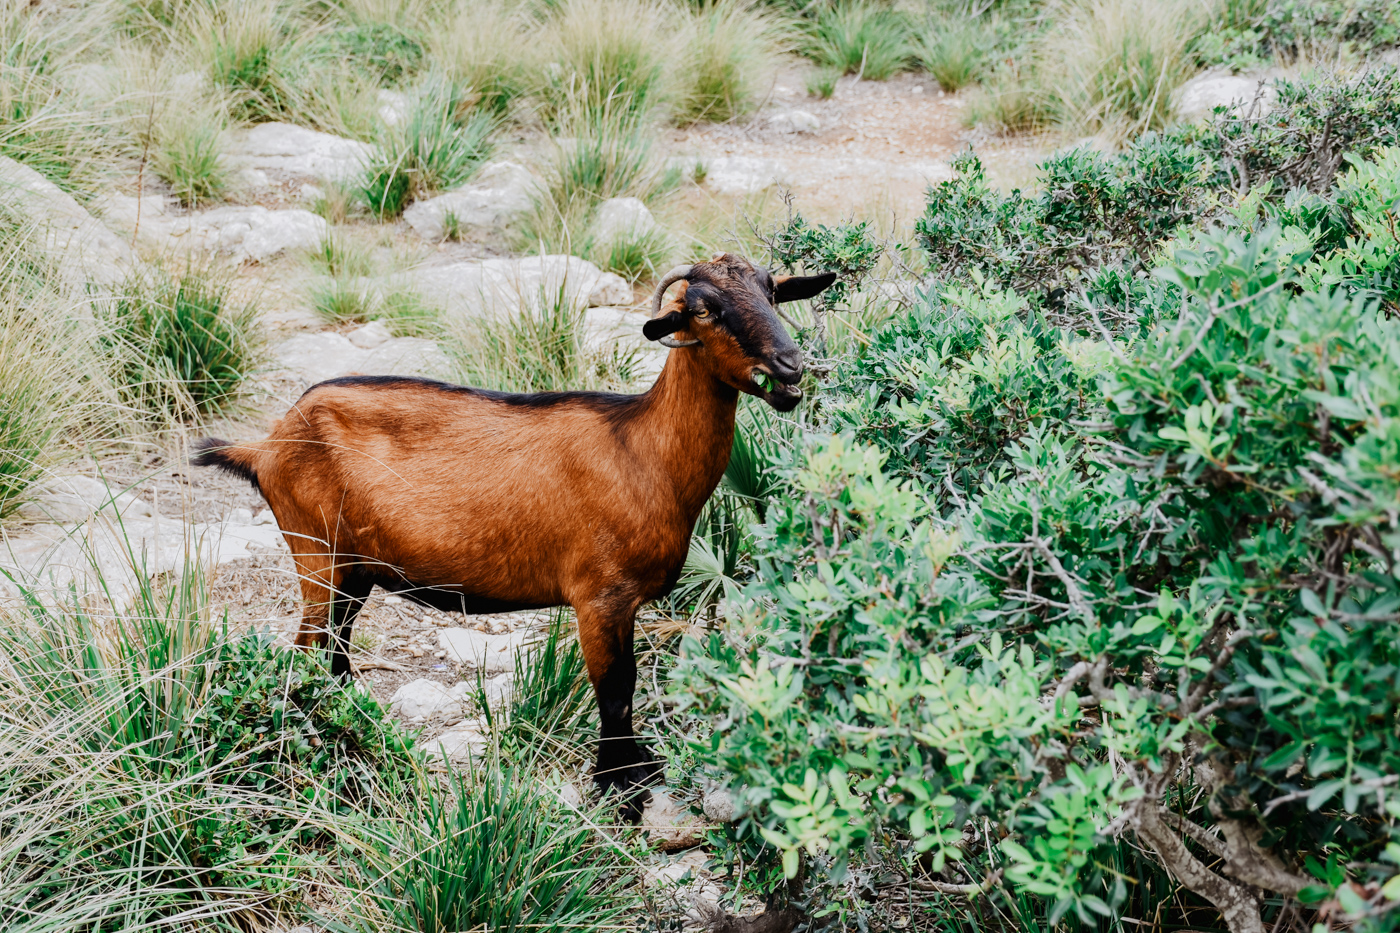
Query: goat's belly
[{"left": 381, "top": 580, "right": 555, "bottom": 615}]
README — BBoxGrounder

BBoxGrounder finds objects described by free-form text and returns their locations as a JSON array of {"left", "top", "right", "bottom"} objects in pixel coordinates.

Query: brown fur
[{"left": 194, "top": 254, "right": 833, "bottom": 815}]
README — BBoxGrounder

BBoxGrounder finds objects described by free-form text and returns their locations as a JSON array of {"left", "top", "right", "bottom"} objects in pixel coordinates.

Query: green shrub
[
  {"left": 678, "top": 147, "right": 1400, "bottom": 933},
  {"left": 807, "top": 1, "right": 911, "bottom": 81},
  {"left": 1186, "top": 65, "right": 1400, "bottom": 196},
  {"left": 358, "top": 765, "right": 636, "bottom": 933},
  {"left": 104, "top": 268, "right": 263, "bottom": 420},
  {"left": 806, "top": 68, "right": 838, "bottom": 99},
  {"left": 671, "top": 0, "right": 783, "bottom": 125},
  {"left": 1195, "top": 0, "right": 1400, "bottom": 70}
]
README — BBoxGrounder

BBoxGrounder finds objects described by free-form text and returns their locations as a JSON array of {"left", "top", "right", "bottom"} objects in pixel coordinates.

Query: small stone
[
  {"left": 423, "top": 722, "right": 489, "bottom": 763},
  {"left": 434, "top": 650, "right": 446, "bottom": 659},
  {"left": 384, "top": 595, "right": 404, "bottom": 604},
  {"left": 252, "top": 508, "right": 277, "bottom": 525},
  {"left": 769, "top": 109, "right": 820, "bottom": 135},
  {"left": 591, "top": 197, "right": 659, "bottom": 244},
  {"left": 643, "top": 849, "right": 710, "bottom": 887},
  {"left": 701, "top": 782, "right": 738, "bottom": 823},
  {"left": 228, "top": 507, "right": 254, "bottom": 525},
  {"left": 439, "top": 628, "right": 530, "bottom": 673},
  {"left": 401, "top": 161, "right": 537, "bottom": 240},
  {"left": 1175, "top": 71, "right": 1276, "bottom": 123},
  {"left": 411, "top": 647, "right": 425, "bottom": 658},
  {"left": 699, "top": 156, "right": 789, "bottom": 195},
  {"left": 390, "top": 678, "right": 462, "bottom": 719},
  {"left": 347, "top": 320, "right": 392, "bottom": 349},
  {"left": 558, "top": 781, "right": 585, "bottom": 809},
  {"left": 642, "top": 789, "right": 707, "bottom": 851}
]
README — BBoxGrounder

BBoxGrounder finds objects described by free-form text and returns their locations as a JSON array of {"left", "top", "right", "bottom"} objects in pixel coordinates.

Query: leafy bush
[
  {"left": 1196, "top": 0, "right": 1400, "bottom": 70},
  {"left": 919, "top": 69, "right": 1400, "bottom": 307},
  {"left": 807, "top": 1, "right": 911, "bottom": 81},
  {"left": 104, "top": 267, "right": 263, "bottom": 420},
  {"left": 678, "top": 145, "right": 1400, "bottom": 933}
]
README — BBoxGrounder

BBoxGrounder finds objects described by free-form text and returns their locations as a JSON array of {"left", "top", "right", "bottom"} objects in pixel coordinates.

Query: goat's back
[{"left": 251, "top": 376, "right": 692, "bottom": 604}]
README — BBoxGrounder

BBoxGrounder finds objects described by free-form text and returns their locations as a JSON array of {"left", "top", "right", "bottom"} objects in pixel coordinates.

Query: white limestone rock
[
  {"left": 642, "top": 789, "right": 708, "bottom": 851},
  {"left": 272, "top": 331, "right": 449, "bottom": 385},
  {"left": 423, "top": 720, "right": 490, "bottom": 762},
  {"left": 402, "top": 161, "right": 537, "bottom": 240},
  {"left": 0, "top": 507, "right": 287, "bottom": 608},
  {"left": 96, "top": 196, "right": 329, "bottom": 263},
  {"left": 390, "top": 679, "right": 465, "bottom": 720},
  {"left": 479, "top": 671, "right": 515, "bottom": 708},
  {"left": 591, "top": 197, "right": 659, "bottom": 244},
  {"left": 438, "top": 628, "right": 530, "bottom": 673},
  {"left": 347, "top": 320, "right": 392, "bottom": 349},
  {"left": 377, "top": 89, "right": 410, "bottom": 126},
  {"left": 700, "top": 156, "right": 790, "bottom": 195},
  {"left": 1175, "top": 71, "right": 1276, "bottom": 123},
  {"left": 394, "top": 255, "right": 632, "bottom": 323},
  {"left": 224, "top": 123, "right": 374, "bottom": 183},
  {"left": 643, "top": 849, "right": 711, "bottom": 888},
  {"left": 0, "top": 155, "right": 135, "bottom": 287}
]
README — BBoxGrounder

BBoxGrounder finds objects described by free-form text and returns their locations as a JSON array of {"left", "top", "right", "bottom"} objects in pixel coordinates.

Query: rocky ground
[{"left": 0, "top": 58, "right": 1277, "bottom": 928}]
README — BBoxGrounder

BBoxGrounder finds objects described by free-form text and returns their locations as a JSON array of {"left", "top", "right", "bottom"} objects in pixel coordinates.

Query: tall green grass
[
  {"left": 536, "top": 0, "right": 671, "bottom": 126},
  {"left": 808, "top": 0, "right": 911, "bottom": 81},
  {"left": 360, "top": 76, "right": 496, "bottom": 218},
  {"left": 442, "top": 284, "right": 641, "bottom": 393},
  {"left": 432, "top": 0, "right": 536, "bottom": 118},
  {"left": 915, "top": 13, "right": 996, "bottom": 91},
  {"left": 102, "top": 267, "right": 264, "bottom": 422},
  {"left": 359, "top": 764, "right": 636, "bottom": 933},
  {"left": 672, "top": 0, "right": 784, "bottom": 125}
]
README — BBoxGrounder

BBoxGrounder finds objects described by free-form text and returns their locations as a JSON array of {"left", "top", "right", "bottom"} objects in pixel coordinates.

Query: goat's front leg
[{"left": 576, "top": 596, "right": 662, "bottom": 822}]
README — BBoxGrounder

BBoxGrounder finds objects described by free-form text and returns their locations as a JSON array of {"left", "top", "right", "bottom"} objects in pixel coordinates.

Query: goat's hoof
[{"left": 595, "top": 758, "right": 664, "bottom": 823}]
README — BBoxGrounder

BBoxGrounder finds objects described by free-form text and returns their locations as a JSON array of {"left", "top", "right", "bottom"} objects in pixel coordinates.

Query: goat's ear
[
  {"left": 643, "top": 311, "right": 687, "bottom": 341},
  {"left": 774, "top": 272, "right": 837, "bottom": 304}
]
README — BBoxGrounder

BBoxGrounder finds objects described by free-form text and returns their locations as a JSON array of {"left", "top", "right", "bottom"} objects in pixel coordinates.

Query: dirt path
[{"left": 665, "top": 66, "right": 1052, "bottom": 225}]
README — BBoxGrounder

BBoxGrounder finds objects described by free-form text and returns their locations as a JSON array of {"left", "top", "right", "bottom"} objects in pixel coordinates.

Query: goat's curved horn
[{"left": 649, "top": 264, "right": 694, "bottom": 318}]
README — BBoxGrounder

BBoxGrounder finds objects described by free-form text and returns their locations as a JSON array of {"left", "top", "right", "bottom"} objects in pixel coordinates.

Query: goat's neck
[{"left": 637, "top": 348, "right": 738, "bottom": 520}]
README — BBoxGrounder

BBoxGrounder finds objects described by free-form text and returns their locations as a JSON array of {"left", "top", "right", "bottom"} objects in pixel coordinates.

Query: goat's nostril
[{"left": 773, "top": 349, "right": 803, "bottom": 380}]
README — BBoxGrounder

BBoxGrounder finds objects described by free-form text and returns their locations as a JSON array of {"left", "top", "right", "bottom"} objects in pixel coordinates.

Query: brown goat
[{"left": 193, "top": 253, "right": 834, "bottom": 816}]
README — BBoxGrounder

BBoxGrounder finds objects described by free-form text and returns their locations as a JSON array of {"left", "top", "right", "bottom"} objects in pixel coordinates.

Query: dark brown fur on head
[{"left": 643, "top": 253, "right": 835, "bottom": 412}]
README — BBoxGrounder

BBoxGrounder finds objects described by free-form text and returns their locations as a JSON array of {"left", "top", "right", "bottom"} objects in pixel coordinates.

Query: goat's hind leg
[
  {"left": 292, "top": 552, "right": 372, "bottom": 678},
  {"left": 576, "top": 597, "right": 662, "bottom": 822}
]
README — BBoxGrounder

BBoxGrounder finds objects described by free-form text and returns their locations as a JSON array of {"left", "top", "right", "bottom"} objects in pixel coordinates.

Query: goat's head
[{"left": 642, "top": 253, "right": 834, "bottom": 412}]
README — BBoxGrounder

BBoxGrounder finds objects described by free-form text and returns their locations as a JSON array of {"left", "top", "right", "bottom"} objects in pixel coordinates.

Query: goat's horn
[{"left": 649, "top": 264, "right": 694, "bottom": 318}]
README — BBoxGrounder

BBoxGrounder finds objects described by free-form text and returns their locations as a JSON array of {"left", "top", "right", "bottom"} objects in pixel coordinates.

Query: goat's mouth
[{"left": 751, "top": 368, "right": 803, "bottom": 411}]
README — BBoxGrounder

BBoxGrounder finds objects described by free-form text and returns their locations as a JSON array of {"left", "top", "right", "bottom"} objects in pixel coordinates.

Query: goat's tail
[{"left": 191, "top": 438, "right": 263, "bottom": 494}]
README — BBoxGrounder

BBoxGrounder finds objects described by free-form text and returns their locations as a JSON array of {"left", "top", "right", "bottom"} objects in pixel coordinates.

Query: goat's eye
[{"left": 693, "top": 305, "right": 711, "bottom": 318}]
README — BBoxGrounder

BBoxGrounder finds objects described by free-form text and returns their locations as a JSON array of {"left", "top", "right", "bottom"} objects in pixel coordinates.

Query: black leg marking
[
  {"left": 328, "top": 577, "right": 373, "bottom": 678},
  {"left": 592, "top": 632, "right": 663, "bottom": 822}
]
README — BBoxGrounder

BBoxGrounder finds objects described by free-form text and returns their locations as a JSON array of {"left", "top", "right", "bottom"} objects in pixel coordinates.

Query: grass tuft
[
  {"left": 359, "top": 76, "right": 496, "bottom": 219},
  {"left": 915, "top": 13, "right": 995, "bottom": 91},
  {"left": 443, "top": 284, "right": 640, "bottom": 393},
  {"left": 102, "top": 267, "right": 263, "bottom": 421},
  {"left": 536, "top": 0, "right": 671, "bottom": 126},
  {"left": 808, "top": 0, "right": 911, "bottom": 81},
  {"left": 671, "top": 0, "right": 784, "bottom": 125},
  {"left": 431, "top": 0, "right": 535, "bottom": 119}
]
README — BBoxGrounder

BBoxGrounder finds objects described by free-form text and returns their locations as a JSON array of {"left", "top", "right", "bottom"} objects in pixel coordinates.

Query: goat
[{"left": 193, "top": 253, "right": 834, "bottom": 816}]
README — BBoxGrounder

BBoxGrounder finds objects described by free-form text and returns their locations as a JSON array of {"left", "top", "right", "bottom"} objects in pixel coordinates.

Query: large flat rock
[
  {"left": 0, "top": 510, "right": 286, "bottom": 607},
  {"left": 224, "top": 123, "right": 374, "bottom": 183},
  {"left": 374, "top": 255, "right": 632, "bottom": 323},
  {"left": 273, "top": 331, "right": 450, "bottom": 386},
  {"left": 402, "top": 161, "right": 536, "bottom": 240},
  {"left": 97, "top": 195, "right": 329, "bottom": 263},
  {"left": 0, "top": 155, "right": 135, "bottom": 287}
]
